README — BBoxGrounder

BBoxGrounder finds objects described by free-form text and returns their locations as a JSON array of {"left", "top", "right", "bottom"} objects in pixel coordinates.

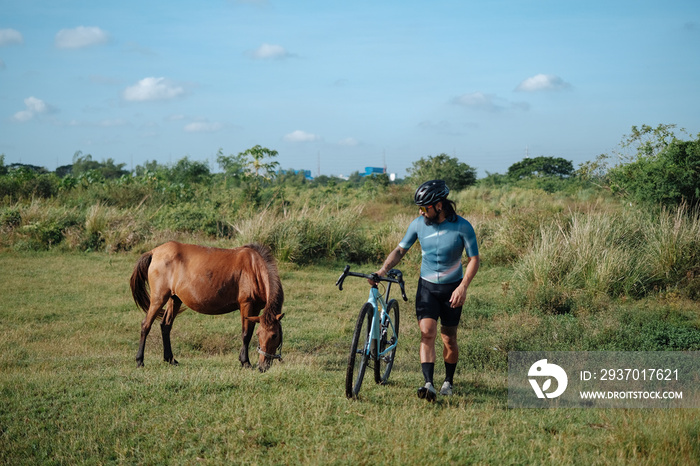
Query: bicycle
[{"left": 336, "top": 265, "right": 408, "bottom": 399}]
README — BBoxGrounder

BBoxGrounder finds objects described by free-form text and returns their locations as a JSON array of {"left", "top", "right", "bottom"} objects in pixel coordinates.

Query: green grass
[{"left": 1, "top": 252, "right": 700, "bottom": 464}]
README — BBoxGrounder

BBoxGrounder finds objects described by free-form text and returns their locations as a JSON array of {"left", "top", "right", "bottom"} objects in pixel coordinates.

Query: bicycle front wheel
[
  {"left": 375, "top": 299, "right": 399, "bottom": 385},
  {"left": 345, "top": 303, "right": 373, "bottom": 399}
]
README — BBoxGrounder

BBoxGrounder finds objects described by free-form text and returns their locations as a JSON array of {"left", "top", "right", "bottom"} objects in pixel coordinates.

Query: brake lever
[
  {"left": 388, "top": 269, "right": 408, "bottom": 302},
  {"left": 335, "top": 265, "right": 350, "bottom": 291},
  {"left": 399, "top": 281, "right": 408, "bottom": 302}
]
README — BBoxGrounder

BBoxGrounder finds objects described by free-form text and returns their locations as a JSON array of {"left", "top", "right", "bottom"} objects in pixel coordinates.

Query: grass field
[{"left": 1, "top": 251, "right": 700, "bottom": 465}]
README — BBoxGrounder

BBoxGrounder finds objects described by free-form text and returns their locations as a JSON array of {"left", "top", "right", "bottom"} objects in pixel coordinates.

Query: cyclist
[{"left": 371, "top": 179, "right": 479, "bottom": 401}]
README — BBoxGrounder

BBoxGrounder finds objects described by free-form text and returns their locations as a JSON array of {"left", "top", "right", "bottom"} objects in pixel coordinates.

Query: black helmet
[{"left": 414, "top": 180, "right": 449, "bottom": 206}]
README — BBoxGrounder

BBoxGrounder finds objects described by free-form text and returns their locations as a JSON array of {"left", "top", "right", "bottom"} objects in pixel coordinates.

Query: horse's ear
[
  {"left": 276, "top": 313, "right": 285, "bottom": 321},
  {"left": 247, "top": 316, "right": 261, "bottom": 323}
]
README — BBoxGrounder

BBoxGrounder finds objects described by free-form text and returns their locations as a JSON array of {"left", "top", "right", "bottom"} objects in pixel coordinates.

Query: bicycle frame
[
  {"left": 337, "top": 265, "right": 407, "bottom": 398},
  {"left": 364, "top": 286, "right": 398, "bottom": 360}
]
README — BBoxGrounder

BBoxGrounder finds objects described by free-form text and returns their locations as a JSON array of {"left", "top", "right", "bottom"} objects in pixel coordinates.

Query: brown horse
[{"left": 129, "top": 241, "right": 284, "bottom": 372}]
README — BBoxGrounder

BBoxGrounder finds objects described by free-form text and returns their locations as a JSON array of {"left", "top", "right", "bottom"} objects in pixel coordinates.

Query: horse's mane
[{"left": 244, "top": 243, "right": 284, "bottom": 327}]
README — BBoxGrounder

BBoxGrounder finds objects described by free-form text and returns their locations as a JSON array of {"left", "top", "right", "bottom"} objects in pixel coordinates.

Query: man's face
[{"left": 419, "top": 203, "right": 439, "bottom": 221}]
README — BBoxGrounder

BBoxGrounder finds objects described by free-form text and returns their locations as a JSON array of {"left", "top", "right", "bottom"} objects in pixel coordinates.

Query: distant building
[
  {"left": 362, "top": 167, "right": 386, "bottom": 176},
  {"left": 278, "top": 169, "right": 313, "bottom": 180}
]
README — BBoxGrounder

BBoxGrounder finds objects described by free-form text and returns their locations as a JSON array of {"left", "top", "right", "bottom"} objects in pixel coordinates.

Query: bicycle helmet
[{"left": 414, "top": 179, "right": 449, "bottom": 206}]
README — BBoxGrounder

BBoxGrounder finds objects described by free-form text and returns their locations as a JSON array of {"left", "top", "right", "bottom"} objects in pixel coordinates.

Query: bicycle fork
[{"left": 363, "top": 291, "right": 397, "bottom": 362}]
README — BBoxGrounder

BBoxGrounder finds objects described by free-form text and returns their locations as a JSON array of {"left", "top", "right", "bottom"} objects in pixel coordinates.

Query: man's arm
[
  {"left": 369, "top": 246, "right": 408, "bottom": 284},
  {"left": 449, "top": 255, "right": 480, "bottom": 308}
]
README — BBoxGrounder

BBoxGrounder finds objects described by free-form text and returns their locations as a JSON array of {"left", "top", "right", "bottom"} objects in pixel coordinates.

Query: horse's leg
[
  {"left": 136, "top": 294, "right": 169, "bottom": 367},
  {"left": 239, "top": 302, "right": 257, "bottom": 368},
  {"left": 161, "top": 296, "right": 181, "bottom": 365}
]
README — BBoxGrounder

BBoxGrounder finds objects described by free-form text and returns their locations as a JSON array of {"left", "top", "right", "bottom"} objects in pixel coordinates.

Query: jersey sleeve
[
  {"left": 461, "top": 219, "right": 479, "bottom": 257},
  {"left": 398, "top": 217, "right": 420, "bottom": 250}
]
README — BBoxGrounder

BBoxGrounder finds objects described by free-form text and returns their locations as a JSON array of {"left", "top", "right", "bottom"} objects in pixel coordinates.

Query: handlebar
[{"left": 335, "top": 265, "right": 408, "bottom": 302}]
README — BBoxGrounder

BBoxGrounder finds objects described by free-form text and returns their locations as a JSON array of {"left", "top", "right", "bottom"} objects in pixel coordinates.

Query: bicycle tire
[
  {"left": 345, "top": 303, "right": 373, "bottom": 399},
  {"left": 375, "top": 299, "right": 399, "bottom": 385}
]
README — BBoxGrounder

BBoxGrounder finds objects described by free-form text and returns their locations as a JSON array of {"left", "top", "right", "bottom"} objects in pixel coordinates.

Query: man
[{"left": 371, "top": 180, "right": 479, "bottom": 401}]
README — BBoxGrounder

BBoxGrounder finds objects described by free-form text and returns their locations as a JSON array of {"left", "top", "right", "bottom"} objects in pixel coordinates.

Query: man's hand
[
  {"left": 368, "top": 270, "right": 384, "bottom": 286},
  {"left": 369, "top": 246, "right": 406, "bottom": 286},
  {"left": 449, "top": 284, "right": 467, "bottom": 308}
]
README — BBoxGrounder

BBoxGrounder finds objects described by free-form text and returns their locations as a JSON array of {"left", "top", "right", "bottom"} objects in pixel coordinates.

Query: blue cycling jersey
[{"left": 399, "top": 215, "right": 479, "bottom": 284}]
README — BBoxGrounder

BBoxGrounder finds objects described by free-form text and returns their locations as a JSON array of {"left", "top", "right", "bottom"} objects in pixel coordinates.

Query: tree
[
  {"left": 170, "top": 157, "right": 211, "bottom": 185},
  {"left": 8, "top": 163, "right": 49, "bottom": 174},
  {"left": 406, "top": 154, "right": 477, "bottom": 190},
  {"left": 507, "top": 156, "right": 574, "bottom": 180},
  {"left": 216, "top": 148, "right": 248, "bottom": 181},
  {"left": 55, "top": 165, "right": 72, "bottom": 178},
  {"left": 134, "top": 160, "right": 168, "bottom": 177},
  {"left": 478, "top": 171, "right": 508, "bottom": 187},
  {"left": 607, "top": 125, "right": 700, "bottom": 207},
  {"left": 241, "top": 145, "right": 280, "bottom": 181},
  {"left": 620, "top": 123, "right": 679, "bottom": 160},
  {"left": 71, "top": 151, "right": 128, "bottom": 179}
]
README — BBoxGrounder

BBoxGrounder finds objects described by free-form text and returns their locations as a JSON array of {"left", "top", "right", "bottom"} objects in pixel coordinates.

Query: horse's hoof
[
  {"left": 136, "top": 361, "right": 144, "bottom": 368},
  {"left": 170, "top": 359, "right": 179, "bottom": 366}
]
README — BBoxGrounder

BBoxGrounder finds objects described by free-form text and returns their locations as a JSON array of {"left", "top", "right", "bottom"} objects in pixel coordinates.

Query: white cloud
[
  {"left": 123, "top": 77, "right": 185, "bottom": 102},
  {"left": 12, "top": 96, "right": 54, "bottom": 122},
  {"left": 12, "top": 110, "right": 34, "bottom": 122},
  {"left": 25, "top": 96, "right": 49, "bottom": 113},
  {"left": 184, "top": 121, "right": 223, "bottom": 133},
  {"left": 453, "top": 92, "right": 530, "bottom": 112},
  {"left": 251, "top": 43, "right": 291, "bottom": 60},
  {"left": 338, "top": 137, "right": 359, "bottom": 146},
  {"left": 284, "top": 130, "right": 320, "bottom": 142},
  {"left": 515, "top": 74, "right": 571, "bottom": 92},
  {"left": 453, "top": 92, "right": 504, "bottom": 112},
  {"left": 55, "top": 26, "right": 109, "bottom": 49},
  {"left": 0, "top": 28, "right": 23, "bottom": 46}
]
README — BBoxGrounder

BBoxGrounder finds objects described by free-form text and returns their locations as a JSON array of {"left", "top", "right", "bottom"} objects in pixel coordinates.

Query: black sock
[
  {"left": 444, "top": 362, "right": 457, "bottom": 384},
  {"left": 421, "top": 362, "right": 434, "bottom": 384}
]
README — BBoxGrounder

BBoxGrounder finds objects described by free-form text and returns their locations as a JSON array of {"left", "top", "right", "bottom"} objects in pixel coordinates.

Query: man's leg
[
  {"left": 440, "top": 325, "right": 458, "bottom": 395},
  {"left": 417, "top": 318, "right": 438, "bottom": 400}
]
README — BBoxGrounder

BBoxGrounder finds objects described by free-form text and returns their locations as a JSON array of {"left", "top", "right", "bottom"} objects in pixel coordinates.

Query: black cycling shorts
[{"left": 415, "top": 278, "right": 462, "bottom": 327}]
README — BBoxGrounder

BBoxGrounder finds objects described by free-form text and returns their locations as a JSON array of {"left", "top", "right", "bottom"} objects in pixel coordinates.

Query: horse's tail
[
  {"left": 130, "top": 251, "right": 152, "bottom": 313},
  {"left": 245, "top": 243, "right": 284, "bottom": 327}
]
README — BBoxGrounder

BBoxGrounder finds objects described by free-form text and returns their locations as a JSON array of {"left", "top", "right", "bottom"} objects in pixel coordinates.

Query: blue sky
[{"left": 1, "top": 0, "right": 699, "bottom": 178}]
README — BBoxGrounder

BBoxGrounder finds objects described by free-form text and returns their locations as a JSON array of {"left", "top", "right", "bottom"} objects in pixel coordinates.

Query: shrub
[
  {"left": 154, "top": 203, "right": 231, "bottom": 238},
  {"left": 233, "top": 204, "right": 389, "bottom": 265},
  {"left": 1, "top": 208, "right": 21, "bottom": 228},
  {"left": 607, "top": 125, "right": 700, "bottom": 208},
  {"left": 512, "top": 204, "right": 700, "bottom": 309}
]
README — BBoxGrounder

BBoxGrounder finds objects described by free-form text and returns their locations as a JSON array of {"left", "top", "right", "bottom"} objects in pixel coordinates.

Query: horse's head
[{"left": 247, "top": 313, "right": 284, "bottom": 372}]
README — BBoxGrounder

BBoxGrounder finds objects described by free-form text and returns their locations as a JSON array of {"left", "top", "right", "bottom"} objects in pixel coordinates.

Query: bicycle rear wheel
[
  {"left": 375, "top": 299, "right": 399, "bottom": 385},
  {"left": 345, "top": 303, "right": 373, "bottom": 399}
]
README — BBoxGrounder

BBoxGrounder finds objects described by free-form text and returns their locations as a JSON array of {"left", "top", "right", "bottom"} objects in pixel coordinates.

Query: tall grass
[
  {"left": 3, "top": 182, "right": 700, "bottom": 304},
  {"left": 513, "top": 204, "right": 700, "bottom": 312},
  {"left": 232, "top": 204, "right": 404, "bottom": 265},
  {"left": 0, "top": 184, "right": 418, "bottom": 264}
]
